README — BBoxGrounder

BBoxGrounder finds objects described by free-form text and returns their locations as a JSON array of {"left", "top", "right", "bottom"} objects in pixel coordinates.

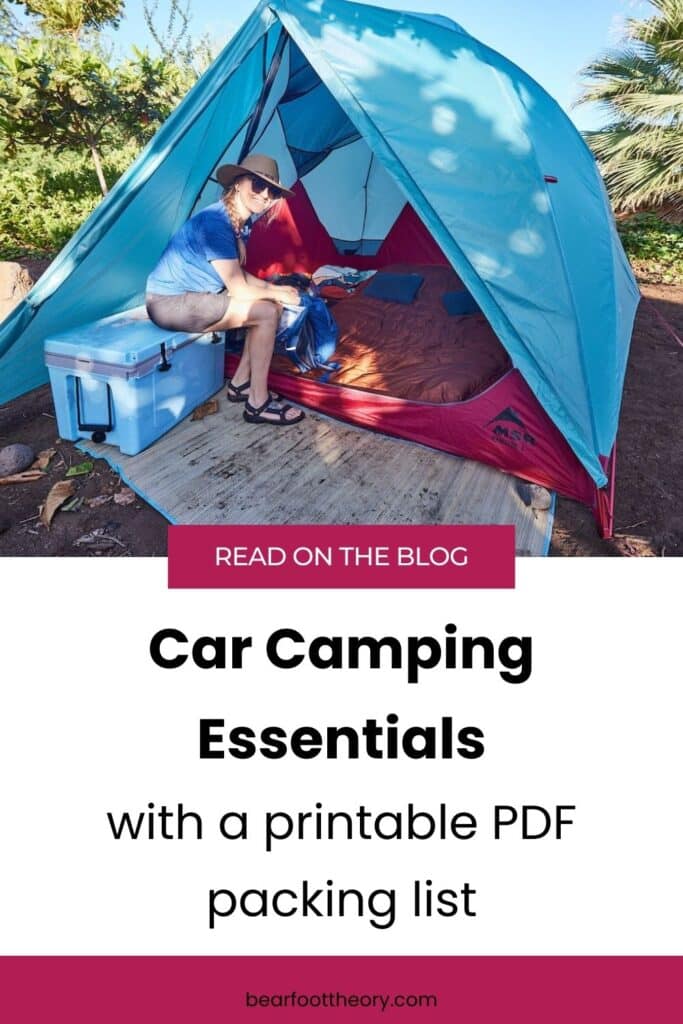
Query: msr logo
[{"left": 489, "top": 407, "right": 537, "bottom": 449}]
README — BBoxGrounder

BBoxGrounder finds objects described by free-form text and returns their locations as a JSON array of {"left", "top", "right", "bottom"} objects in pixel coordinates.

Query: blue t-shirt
[{"left": 146, "top": 202, "right": 251, "bottom": 296}]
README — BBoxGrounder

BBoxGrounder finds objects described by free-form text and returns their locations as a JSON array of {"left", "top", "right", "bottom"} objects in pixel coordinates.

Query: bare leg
[
  {"left": 206, "top": 298, "right": 301, "bottom": 422},
  {"left": 230, "top": 335, "right": 252, "bottom": 389}
]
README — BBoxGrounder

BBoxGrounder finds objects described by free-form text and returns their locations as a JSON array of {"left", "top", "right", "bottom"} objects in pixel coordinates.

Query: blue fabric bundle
[
  {"left": 363, "top": 272, "right": 424, "bottom": 304},
  {"left": 442, "top": 290, "right": 481, "bottom": 316},
  {"left": 275, "top": 292, "right": 340, "bottom": 374}
]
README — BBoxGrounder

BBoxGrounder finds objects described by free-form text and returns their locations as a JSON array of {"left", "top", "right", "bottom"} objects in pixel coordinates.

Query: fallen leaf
[
  {"left": 0, "top": 470, "right": 44, "bottom": 485},
  {"left": 61, "top": 496, "right": 84, "bottom": 513},
  {"left": 31, "top": 448, "right": 56, "bottom": 471},
  {"left": 73, "top": 528, "right": 127, "bottom": 550},
  {"left": 191, "top": 398, "right": 219, "bottom": 421},
  {"left": 113, "top": 487, "right": 136, "bottom": 506},
  {"left": 40, "top": 480, "right": 75, "bottom": 528},
  {"left": 65, "top": 461, "right": 94, "bottom": 478},
  {"left": 87, "top": 494, "right": 113, "bottom": 508}
]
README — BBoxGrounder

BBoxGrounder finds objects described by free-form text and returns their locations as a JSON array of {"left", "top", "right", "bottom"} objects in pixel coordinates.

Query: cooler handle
[{"left": 75, "top": 377, "right": 114, "bottom": 433}]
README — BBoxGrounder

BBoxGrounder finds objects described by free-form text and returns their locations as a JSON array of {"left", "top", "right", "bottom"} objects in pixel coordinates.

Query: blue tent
[{"left": 0, "top": 0, "right": 639, "bottom": 497}]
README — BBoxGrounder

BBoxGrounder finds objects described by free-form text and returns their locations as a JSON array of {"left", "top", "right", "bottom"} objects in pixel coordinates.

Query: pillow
[
  {"left": 442, "top": 290, "right": 481, "bottom": 316},
  {"left": 363, "top": 272, "right": 424, "bottom": 304}
]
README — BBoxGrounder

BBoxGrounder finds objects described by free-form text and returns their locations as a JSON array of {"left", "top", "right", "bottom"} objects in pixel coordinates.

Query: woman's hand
[
  {"left": 276, "top": 285, "right": 301, "bottom": 306},
  {"left": 212, "top": 262, "right": 302, "bottom": 306}
]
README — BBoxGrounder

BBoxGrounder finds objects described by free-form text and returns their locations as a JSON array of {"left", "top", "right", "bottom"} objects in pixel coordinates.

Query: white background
[{"left": 0, "top": 558, "right": 680, "bottom": 954}]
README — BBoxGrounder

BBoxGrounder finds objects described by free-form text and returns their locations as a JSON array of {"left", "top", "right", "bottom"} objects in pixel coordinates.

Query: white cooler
[{"left": 44, "top": 307, "right": 225, "bottom": 455}]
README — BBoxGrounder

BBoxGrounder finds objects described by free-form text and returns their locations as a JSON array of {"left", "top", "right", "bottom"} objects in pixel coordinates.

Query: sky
[{"left": 110, "top": 0, "right": 654, "bottom": 131}]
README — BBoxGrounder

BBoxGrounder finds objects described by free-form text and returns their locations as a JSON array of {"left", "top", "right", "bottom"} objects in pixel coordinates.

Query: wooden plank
[{"left": 81, "top": 397, "right": 553, "bottom": 555}]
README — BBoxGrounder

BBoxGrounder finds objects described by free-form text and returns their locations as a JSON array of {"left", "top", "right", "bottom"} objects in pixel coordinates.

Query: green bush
[
  {"left": 617, "top": 214, "right": 683, "bottom": 283},
  {"left": 0, "top": 143, "right": 139, "bottom": 259}
]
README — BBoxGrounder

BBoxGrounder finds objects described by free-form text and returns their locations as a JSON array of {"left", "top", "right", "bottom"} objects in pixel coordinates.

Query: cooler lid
[{"left": 43, "top": 306, "right": 202, "bottom": 365}]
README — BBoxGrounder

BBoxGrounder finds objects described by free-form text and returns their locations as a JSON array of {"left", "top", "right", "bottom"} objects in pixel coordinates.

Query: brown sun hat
[{"left": 216, "top": 153, "right": 294, "bottom": 196}]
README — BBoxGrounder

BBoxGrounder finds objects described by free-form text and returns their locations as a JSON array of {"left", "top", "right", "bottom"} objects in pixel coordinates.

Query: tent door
[{"left": 238, "top": 28, "right": 289, "bottom": 162}]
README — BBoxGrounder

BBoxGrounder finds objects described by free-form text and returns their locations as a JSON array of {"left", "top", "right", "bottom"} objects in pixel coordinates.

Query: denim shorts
[{"left": 146, "top": 290, "right": 230, "bottom": 332}]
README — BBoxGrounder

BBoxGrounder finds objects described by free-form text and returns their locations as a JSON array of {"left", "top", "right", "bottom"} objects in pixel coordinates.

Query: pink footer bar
[
  {"left": 168, "top": 525, "right": 515, "bottom": 589},
  {"left": 1, "top": 957, "right": 679, "bottom": 1021}
]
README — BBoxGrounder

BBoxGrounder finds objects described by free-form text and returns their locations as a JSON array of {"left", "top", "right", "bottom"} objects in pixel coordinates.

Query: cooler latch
[{"left": 158, "top": 342, "right": 172, "bottom": 372}]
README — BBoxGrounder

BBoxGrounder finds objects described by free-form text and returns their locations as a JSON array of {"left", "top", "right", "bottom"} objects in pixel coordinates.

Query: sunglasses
[{"left": 248, "top": 175, "right": 283, "bottom": 201}]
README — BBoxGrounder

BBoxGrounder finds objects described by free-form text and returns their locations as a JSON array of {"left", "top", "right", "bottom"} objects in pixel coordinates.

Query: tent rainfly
[{"left": 0, "top": 0, "right": 640, "bottom": 537}]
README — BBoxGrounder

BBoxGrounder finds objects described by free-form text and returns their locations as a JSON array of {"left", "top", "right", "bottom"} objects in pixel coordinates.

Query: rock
[
  {"left": 0, "top": 262, "right": 34, "bottom": 322},
  {"left": 529, "top": 485, "right": 552, "bottom": 511},
  {"left": 0, "top": 443, "right": 36, "bottom": 477},
  {"left": 515, "top": 481, "right": 552, "bottom": 511},
  {"left": 515, "top": 481, "right": 532, "bottom": 507}
]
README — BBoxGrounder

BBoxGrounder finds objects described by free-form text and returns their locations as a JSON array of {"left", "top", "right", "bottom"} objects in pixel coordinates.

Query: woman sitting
[{"left": 146, "top": 154, "right": 304, "bottom": 426}]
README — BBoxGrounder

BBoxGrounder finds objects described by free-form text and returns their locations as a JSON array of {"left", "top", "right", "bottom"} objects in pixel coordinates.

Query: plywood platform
[{"left": 80, "top": 395, "right": 554, "bottom": 555}]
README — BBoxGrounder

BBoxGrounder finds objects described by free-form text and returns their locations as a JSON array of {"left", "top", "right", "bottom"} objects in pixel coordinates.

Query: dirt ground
[
  {"left": 0, "top": 263, "right": 680, "bottom": 558},
  {"left": 550, "top": 281, "right": 682, "bottom": 557}
]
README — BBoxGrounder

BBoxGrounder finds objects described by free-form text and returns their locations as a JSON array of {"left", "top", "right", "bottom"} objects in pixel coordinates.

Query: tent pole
[
  {"left": 238, "top": 28, "right": 288, "bottom": 161},
  {"left": 594, "top": 444, "right": 617, "bottom": 540}
]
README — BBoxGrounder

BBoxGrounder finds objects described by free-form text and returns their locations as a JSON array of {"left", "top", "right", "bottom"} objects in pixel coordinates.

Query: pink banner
[
  {"left": 167, "top": 525, "right": 515, "bottom": 588},
  {"left": 2, "top": 957, "right": 680, "bottom": 1021}
]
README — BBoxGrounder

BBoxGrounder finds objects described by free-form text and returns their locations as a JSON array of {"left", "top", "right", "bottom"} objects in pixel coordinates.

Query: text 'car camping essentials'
[{"left": 44, "top": 310, "right": 224, "bottom": 455}]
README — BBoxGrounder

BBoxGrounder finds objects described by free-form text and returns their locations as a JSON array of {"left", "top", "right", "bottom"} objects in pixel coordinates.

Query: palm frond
[
  {"left": 628, "top": 0, "right": 683, "bottom": 46},
  {"left": 578, "top": 0, "right": 683, "bottom": 212},
  {"left": 610, "top": 91, "right": 683, "bottom": 119}
]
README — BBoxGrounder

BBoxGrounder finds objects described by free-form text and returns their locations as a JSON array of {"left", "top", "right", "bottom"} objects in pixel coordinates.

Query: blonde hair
[{"left": 223, "top": 185, "right": 248, "bottom": 266}]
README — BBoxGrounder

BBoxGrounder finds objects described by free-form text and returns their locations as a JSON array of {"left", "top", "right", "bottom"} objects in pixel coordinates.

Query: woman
[{"left": 146, "top": 154, "right": 304, "bottom": 426}]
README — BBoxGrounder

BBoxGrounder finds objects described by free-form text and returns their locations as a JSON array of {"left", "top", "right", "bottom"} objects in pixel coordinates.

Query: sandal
[
  {"left": 225, "top": 379, "right": 250, "bottom": 403},
  {"left": 243, "top": 397, "right": 305, "bottom": 426},
  {"left": 226, "top": 379, "right": 281, "bottom": 403}
]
